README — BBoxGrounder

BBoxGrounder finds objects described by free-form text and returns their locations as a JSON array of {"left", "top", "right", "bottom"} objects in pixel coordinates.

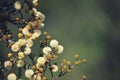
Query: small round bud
[
  {"left": 34, "top": 20, "right": 39, "bottom": 28},
  {"left": 74, "top": 54, "right": 79, "bottom": 59},
  {"left": 82, "top": 75, "right": 87, "bottom": 80},
  {"left": 46, "top": 35, "right": 51, "bottom": 40},
  {"left": 7, "top": 34, "right": 12, "bottom": 39},
  {"left": 10, "top": 57, "right": 15, "bottom": 62},
  {"left": 8, "top": 53, "right": 13, "bottom": 58},
  {"left": 16, "top": 17, "right": 20, "bottom": 21},
  {"left": 34, "top": 69, "right": 39, "bottom": 74},
  {"left": 32, "top": 65, "right": 36, "bottom": 70},
  {"left": 66, "top": 61, "right": 71, "bottom": 65},
  {"left": 63, "top": 59, "right": 66, "bottom": 63},
  {"left": 62, "top": 65, "right": 67, "bottom": 72},
  {"left": 27, "top": 33, "right": 32, "bottom": 38},
  {"left": 42, "top": 76, "right": 47, "bottom": 80},
  {"left": 82, "top": 59, "right": 87, "bottom": 63},
  {"left": 52, "top": 55, "right": 58, "bottom": 59},
  {"left": 39, "top": 68, "right": 44, "bottom": 72},
  {"left": 8, "top": 42, "right": 14, "bottom": 48},
  {"left": 19, "top": 28, "right": 23, "bottom": 32},
  {"left": 2, "top": 35, "right": 7, "bottom": 41},
  {"left": 18, "top": 33, "right": 23, "bottom": 38},
  {"left": 38, "top": 73, "right": 43, "bottom": 77},
  {"left": 25, "top": 25, "right": 31, "bottom": 30},
  {"left": 43, "top": 32, "right": 48, "bottom": 35},
  {"left": 67, "top": 69, "right": 71, "bottom": 73},
  {"left": 75, "top": 61, "right": 80, "bottom": 65}
]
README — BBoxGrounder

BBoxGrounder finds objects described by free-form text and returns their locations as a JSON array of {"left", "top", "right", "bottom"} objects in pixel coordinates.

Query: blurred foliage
[{"left": 0, "top": 0, "right": 120, "bottom": 80}]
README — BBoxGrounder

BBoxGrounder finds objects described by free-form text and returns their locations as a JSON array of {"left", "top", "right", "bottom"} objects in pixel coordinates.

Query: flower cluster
[{"left": 0, "top": 0, "right": 87, "bottom": 80}]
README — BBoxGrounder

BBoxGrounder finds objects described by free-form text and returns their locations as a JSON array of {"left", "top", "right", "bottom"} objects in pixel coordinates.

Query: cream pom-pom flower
[
  {"left": 34, "top": 29, "right": 41, "bottom": 36},
  {"left": 22, "top": 28, "right": 29, "bottom": 35},
  {"left": 32, "top": 8, "right": 38, "bottom": 14},
  {"left": 27, "top": 21, "right": 34, "bottom": 27},
  {"left": 31, "top": 33, "right": 39, "bottom": 40},
  {"left": 32, "top": 8, "right": 45, "bottom": 21},
  {"left": 26, "top": 39, "right": 33, "bottom": 47},
  {"left": 50, "top": 39, "right": 59, "bottom": 48},
  {"left": 35, "top": 11, "right": 45, "bottom": 21},
  {"left": 17, "top": 60, "right": 25, "bottom": 68},
  {"left": 55, "top": 45, "right": 64, "bottom": 54},
  {"left": 4, "top": 61, "right": 12, "bottom": 69},
  {"left": 25, "top": 69, "right": 34, "bottom": 78},
  {"left": 16, "top": 39, "right": 26, "bottom": 47},
  {"left": 31, "top": 29, "right": 41, "bottom": 40},
  {"left": 37, "top": 57, "right": 46, "bottom": 66},
  {"left": 40, "top": 23, "right": 45, "bottom": 28},
  {"left": 18, "top": 51, "right": 24, "bottom": 59},
  {"left": 51, "top": 64, "right": 58, "bottom": 72},
  {"left": 7, "top": 73, "right": 17, "bottom": 80},
  {"left": 14, "top": 1, "right": 21, "bottom": 10},
  {"left": 24, "top": 47, "right": 31, "bottom": 55},
  {"left": 42, "top": 46, "right": 52, "bottom": 54},
  {"left": 11, "top": 43, "right": 20, "bottom": 52}
]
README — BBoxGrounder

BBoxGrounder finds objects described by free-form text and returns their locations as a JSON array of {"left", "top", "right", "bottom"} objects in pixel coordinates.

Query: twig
[{"left": 48, "top": 61, "right": 54, "bottom": 79}]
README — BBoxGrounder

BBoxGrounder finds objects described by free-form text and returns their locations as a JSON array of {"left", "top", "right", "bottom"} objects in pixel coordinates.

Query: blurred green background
[{"left": 1, "top": 0, "right": 120, "bottom": 80}]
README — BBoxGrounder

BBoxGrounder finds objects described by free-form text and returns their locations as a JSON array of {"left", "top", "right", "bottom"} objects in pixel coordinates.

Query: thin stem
[
  {"left": 19, "top": 10, "right": 24, "bottom": 20},
  {"left": 29, "top": 53, "right": 35, "bottom": 64},
  {"left": 58, "top": 71, "right": 67, "bottom": 77},
  {"left": 48, "top": 61, "right": 54, "bottom": 78},
  {"left": 43, "top": 65, "right": 47, "bottom": 75},
  {"left": 56, "top": 61, "right": 80, "bottom": 80},
  {"left": 18, "top": 68, "right": 22, "bottom": 79}
]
